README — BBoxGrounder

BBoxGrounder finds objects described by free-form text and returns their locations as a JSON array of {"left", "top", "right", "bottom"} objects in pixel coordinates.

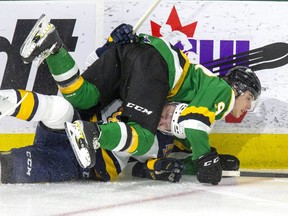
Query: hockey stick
[
  {"left": 87, "top": 1, "right": 161, "bottom": 67},
  {"left": 132, "top": 0, "right": 161, "bottom": 34},
  {"left": 0, "top": 92, "right": 28, "bottom": 121},
  {"left": 222, "top": 170, "right": 288, "bottom": 178}
]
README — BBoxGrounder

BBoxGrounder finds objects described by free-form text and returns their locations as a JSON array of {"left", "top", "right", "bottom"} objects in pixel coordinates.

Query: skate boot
[
  {"left": 20, "top": 14, "right": 63, "bottom": 64},
  {"left": 65, "top": 120, "right": 101, "bottom": 169}
]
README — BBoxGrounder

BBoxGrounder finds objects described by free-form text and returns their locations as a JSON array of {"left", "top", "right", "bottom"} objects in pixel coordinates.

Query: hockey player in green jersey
[{"left": 20, "top": 15, "right": 261, "bottom": 185}]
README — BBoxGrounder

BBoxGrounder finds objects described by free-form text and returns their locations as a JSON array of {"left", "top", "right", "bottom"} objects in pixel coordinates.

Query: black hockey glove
[
  {"left": 194, "top": 149, "right": 222, "bottom": 185},
  {"left": 96, "top": 23, "right": 137, "bottom": 58},
  {"left": 219, "top": 154, "right": 240, "bottom": 171},
  {"left": 210, "top": 147, "right": 240, "bottom": 171},
  {"left": 132, "top": 158, "right": 184, "bottom": 183}
]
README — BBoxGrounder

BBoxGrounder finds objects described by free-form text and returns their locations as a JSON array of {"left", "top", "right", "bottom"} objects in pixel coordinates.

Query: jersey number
[{"left": 215, "top": 102, "right": 225, "bottom": 116}]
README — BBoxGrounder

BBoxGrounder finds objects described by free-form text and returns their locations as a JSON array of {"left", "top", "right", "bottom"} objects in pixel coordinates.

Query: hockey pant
[
  {"left": 1, "top": 123, "right": 175, "bottom": 183},
  {"left": 1, "top": 123, "right": 81, "bottom": 183}
]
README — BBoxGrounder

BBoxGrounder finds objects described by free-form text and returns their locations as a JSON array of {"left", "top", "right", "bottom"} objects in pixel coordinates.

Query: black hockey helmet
[{"left": 224, "top": 66, "right": 261, "bottom": 100}]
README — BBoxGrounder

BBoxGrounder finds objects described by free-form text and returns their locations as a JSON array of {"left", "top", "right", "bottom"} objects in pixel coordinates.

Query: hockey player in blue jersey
[{"left": 0, "top": 89, "right": 187, "bottom": 183}]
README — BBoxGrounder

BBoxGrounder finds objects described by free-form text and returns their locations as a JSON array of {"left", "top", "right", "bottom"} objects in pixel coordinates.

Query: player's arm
[{"left": 173, "top": 87, "right": 233, "bottom": 185}]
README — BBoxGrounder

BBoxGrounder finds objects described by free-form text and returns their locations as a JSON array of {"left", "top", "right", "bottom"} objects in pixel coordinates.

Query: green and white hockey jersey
[{"left": 139, "top": 34, "right": 235, "bottom": 160}]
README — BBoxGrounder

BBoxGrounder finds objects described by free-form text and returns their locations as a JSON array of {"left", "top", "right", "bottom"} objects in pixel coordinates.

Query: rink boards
[{"left": 0, "top": 133, "right": 287, "bottom": 170}]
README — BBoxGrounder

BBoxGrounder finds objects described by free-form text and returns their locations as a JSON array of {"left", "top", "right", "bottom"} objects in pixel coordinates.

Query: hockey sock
[
  {"left": 46, "top": 47, "right": 79, "bottom": 85},
  {"left": 0, "top": 89, "right": 34, "bottom": 120},
  {"left": 98, "top": 122, "right": 154, "bottom": 156},
  {"left": 45, "top": 47, "right": 100, "bottom": 110},
  {"left": 0, "top": 89, "right": 74, "bottom": 130}
]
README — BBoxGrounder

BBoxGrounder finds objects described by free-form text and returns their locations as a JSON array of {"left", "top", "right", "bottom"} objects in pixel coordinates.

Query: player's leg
[
  {"left": 0, "top": 89, "right": 74, "bottom": 129},
  {"left": 20, "top": 14, "right": 120, "bottom": 111},
  {"left": 90, "top": 149, "right": 130, "bottom": 181},
  {"left": 19, "top": 14, "right": 75, "bottom": 85},
  {"left": 65, "top": 120, "right": 156, "bottom": 169},
  {"left": 20, "top": 14, "right": 100, "bottom": 110}
]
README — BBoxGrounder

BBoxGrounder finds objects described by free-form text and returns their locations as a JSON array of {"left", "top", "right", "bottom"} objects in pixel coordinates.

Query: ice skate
[
  {"left": 20, "top": 14, "right": 63, "bottom": 64},
  {"left": 65, "top": 120, "right": 101, "bottom": 169}
]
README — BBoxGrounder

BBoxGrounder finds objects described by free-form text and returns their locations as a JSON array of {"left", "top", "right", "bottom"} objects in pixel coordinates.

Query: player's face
[
  {"left": 158, "top": 103, "right": 177, "bottom": 132},
  {"left": 230, "top": 90, "right": 255, "bottom": 118}
]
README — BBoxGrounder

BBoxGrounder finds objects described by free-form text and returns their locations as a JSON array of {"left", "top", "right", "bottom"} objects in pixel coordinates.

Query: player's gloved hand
[
  {"left": 219, "top": 154, "right": 240, "bottom": 171},
  {"left": 110, "top": 23, "right": 137, "bottom": 44},
  {"left": 210, "top": 147, "right": 240, "bottom": 171},
  {"left": 194, "top": 149, "right": 222, "bottom": 185},
  {"left": 132, "top": 158, "right": 184, "bottom": 183},
  {"left": 96, "top": 23, "right": 137, "bottom": 58}
]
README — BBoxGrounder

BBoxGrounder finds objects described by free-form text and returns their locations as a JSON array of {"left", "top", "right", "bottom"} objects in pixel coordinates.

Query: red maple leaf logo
[{"left": 150, "top": 6, "right": 198, "bottom": 37}]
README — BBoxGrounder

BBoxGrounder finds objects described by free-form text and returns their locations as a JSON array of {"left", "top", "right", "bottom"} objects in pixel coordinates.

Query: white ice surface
[{"left": 1, "top": 165, "right": 288, "bottom": 216}]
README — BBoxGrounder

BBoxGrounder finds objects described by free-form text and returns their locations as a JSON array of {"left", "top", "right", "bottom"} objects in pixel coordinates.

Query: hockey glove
[
  {"left": 132, "top": 158, "right": 184, "bottom": 183},
  {"left": 219, "top": 154, "right": 240, "bottom": 171},
  {"left": 211, "top": 147, "right": 240, "bottom": 171},
  {"left": 110, "top": 23, "right": 137, "bottom": 44},
  {"left": 96, "top": 23, "right": 137, "bottom": 58},
  {"left": 194, "top": 150, "right": 222, "bottom": 185}
]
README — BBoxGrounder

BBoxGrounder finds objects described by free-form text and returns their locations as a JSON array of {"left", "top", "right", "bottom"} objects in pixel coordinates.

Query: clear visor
[{"left": 248, "top": 96, "right": 261, "bottom": 112}]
